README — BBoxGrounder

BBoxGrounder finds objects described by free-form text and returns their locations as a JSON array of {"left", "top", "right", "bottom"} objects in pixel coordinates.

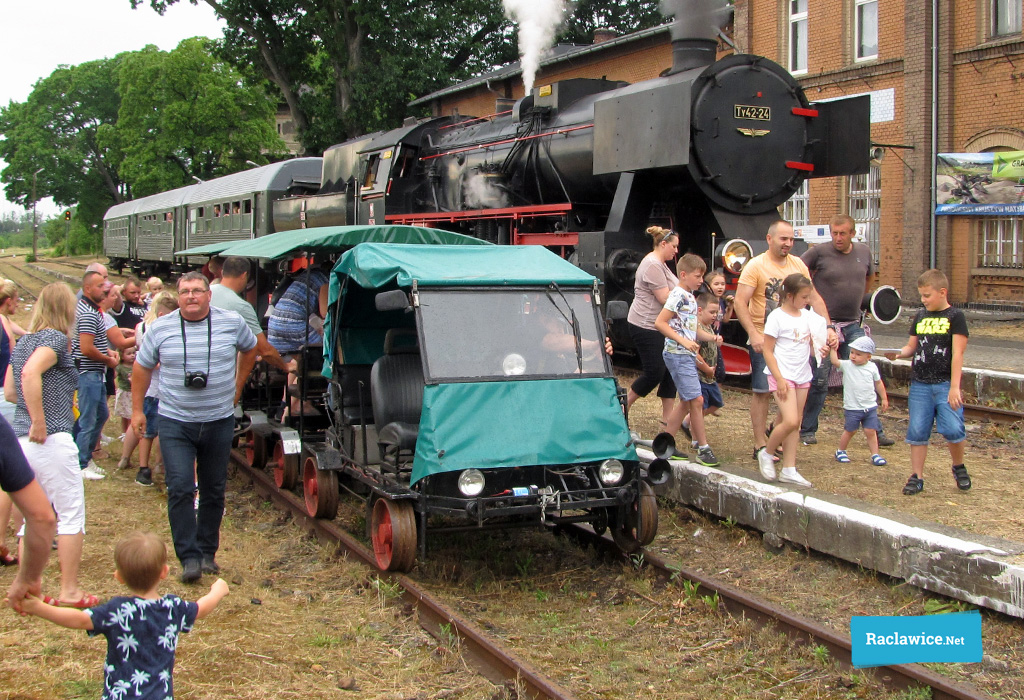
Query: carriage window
[
  {"left": 197, "top": 207, "right": 204, "bottom": 218},
  {"left": 244, "top": 199, "right": 252, "bottom": 214},
  {"left": 363, "top": 154, "right": 381, "bottom": 188},
  {"left": 232, "top": 201, "right": 241, "bottom": 215}
]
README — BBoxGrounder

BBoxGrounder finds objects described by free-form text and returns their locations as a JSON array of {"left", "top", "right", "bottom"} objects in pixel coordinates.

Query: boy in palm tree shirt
[{"left": 15, "top": 532, "right": 227, "bottom": 699}]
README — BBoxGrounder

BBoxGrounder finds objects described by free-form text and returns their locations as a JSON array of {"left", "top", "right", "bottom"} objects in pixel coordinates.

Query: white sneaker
[
  {"left": 756, "top": 448, "right": 777, "bottom": 481},
  {"left": 99, "top": 434, "right": 114, "bottom": 446},
  {"left": 81, "top": 463, "right": 106, "bottom": 480},
  {"left": 778, "top": 469, "right": 812, "bottom": 487}
]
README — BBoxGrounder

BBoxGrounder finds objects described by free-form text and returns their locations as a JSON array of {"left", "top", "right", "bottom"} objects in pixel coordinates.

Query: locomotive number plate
[{"left": 734, "top": 105, "right": 771, "bottom": 121}]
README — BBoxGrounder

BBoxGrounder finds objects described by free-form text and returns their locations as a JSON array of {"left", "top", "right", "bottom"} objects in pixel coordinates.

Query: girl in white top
[{"left": 758, "top": 273, "right": 827, "bottom": 487}]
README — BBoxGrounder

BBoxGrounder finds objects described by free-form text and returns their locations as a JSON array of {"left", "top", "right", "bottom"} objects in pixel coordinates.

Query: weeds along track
[
  {"left": 232, "top": 450, "right": 1001, "bottom": 700},
  {"left": 0, "top": 258, "right": 49, "bottom": 300}
]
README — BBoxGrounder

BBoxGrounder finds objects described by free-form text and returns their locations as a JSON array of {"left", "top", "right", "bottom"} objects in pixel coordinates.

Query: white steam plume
[{"left": 503, "top": 0, "right": 568, "bottom": 97}]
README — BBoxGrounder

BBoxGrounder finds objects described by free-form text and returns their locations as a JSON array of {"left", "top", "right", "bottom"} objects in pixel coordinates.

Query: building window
[
  {"left": 849, "top": 165, "right": 881, "bottom": 262},
  {"left": 856, "top": 0, "right": 878, "bottom": 59},
  {"left": 978, "top": 217, "right": 1024, "bottom": 268},
  {"left": 789, "top": 0, "right": 808, "bottom": 73},
  {"left": 993, "top": 0, "right": 1023, "bottom": 36},
  {"left": 781, "top": 180, "right": 810, "bottom": 226}
]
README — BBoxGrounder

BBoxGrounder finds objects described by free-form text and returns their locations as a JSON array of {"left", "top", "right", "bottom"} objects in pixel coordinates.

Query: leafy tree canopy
[
  {"left": 0, "top": 56, "right": 126, "bottom": 226},
  {"left": 133, "top": 0, "right": 662, "bottom": 154},
  {"left": 108, "top": 37, "right": 285, "bottom": 196}
]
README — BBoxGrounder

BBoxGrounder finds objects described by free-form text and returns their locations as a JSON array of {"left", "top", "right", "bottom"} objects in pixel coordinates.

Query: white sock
[
  {"left": 698, "top": 444, "right": 709, "bottom": 450},
  {"left": 781, "top": 467, "right": 798, "bottom": 476}
]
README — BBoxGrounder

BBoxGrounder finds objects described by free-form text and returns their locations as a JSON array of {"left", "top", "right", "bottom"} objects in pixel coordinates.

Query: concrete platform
[{"left": 641, "top": 447, "right": 1024, "bottom": 619}]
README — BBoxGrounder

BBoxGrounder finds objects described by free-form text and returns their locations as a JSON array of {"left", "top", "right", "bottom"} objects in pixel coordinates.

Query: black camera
[{"left": 184, "top": 371, "right": 208, "bottom": 389}]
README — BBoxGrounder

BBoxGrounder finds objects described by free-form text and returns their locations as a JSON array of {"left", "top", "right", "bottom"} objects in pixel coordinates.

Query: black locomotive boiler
[{"left": 271, "top": 36, "right": 871, "bottom": 308}]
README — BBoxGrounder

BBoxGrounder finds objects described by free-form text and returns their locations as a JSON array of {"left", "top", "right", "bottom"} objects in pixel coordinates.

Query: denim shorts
[
  {"left": 701, "top": 381, "right": 724, "bottom": 409},
  {"left": 748, "top": 348, "right": 770, "bottom": 393},
  {"left": 663, "top": 351, "right": 702, "bottom": 401},
  {"left": 142, "top": 396, "right": 160, "bottom": 439},
  {"left": 844, "top": 407, "right": 882, "bottom": 432},
  {"left": 905, "top": 381, "right": 966, "bottom": 445}
]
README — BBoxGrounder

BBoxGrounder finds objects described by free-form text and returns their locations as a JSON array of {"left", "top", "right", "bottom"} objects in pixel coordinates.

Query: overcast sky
[{"left": 0, "top": 0, "right": 226, "bottom": 218}]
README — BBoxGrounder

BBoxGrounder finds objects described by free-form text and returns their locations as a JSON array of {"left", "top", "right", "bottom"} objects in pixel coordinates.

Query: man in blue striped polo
[{"left": 131, "top": 272, "right": 257, "bottom": 583}]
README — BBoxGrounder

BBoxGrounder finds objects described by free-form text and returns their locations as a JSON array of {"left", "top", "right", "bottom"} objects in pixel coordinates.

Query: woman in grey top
[
  {"left": 4, "top": 282, "right": 98, "bottom": 608},
  {"left": 626, "top": 226, "right": 681, "bottom": 429}
]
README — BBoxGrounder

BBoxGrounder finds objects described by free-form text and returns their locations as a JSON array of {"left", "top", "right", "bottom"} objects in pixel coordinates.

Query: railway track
[
  {"left": 232, "top": 452, "right": 578, "bottom": 700},
  {"left": 232, "top": 449, "right": 994, "bottom": 700},
  {"left": 0, "top": 258, "right": 49, "bottom": 300}
]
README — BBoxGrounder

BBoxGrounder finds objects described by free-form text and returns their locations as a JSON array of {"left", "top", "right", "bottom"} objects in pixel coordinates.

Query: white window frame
[
  {"left": 978, "top": 217, "right": 1024, "bottom": 268},
  {"left": 781, "top": 180, "right": 810, "bottom": 227},
  {"left": 849, "top": 165, "right": 881, "bottom": 262},
  {"left": 789, "top": 0, "right": 808, "bottom": 74},
  {"left": 855, "top": 0, "right": 878, "bottom": 61},
  {"left": 992, "top": 0, "right": 1023, "bottom": 37}
]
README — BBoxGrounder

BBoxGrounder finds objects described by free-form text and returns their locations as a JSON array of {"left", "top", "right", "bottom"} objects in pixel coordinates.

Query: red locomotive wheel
[
  {"left": 371, "top": 499, "right": 417, "bottom": 573},
  {"left": 611, "top": 481, "right": 658, "bottom": 553},
  {"left": 272, "top": 440, "right": 299, "bottom": 490},
  {"left": 243, "top": 430, "right": 267, "bottom": 470},
  {"left": 302, "top": 454, "right": 339, "bottom": 519}
]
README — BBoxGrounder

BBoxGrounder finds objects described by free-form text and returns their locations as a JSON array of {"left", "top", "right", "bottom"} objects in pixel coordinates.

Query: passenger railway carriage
[{"left": 103, "top": 158, "right": 322, "bottom": 275}]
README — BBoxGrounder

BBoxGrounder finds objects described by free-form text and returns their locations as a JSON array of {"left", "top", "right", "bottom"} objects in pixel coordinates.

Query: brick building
[
  {"left": 733, "top": 0, "right": 1024, "bottom": 303},
  {"left": 413, "top": 3, "right": 1024, "bottom": 303}
]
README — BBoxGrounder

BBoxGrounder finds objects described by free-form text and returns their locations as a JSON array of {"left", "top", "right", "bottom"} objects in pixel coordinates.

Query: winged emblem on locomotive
[{"left": 737, "top": 127, "right": 771, "bottom": 137}]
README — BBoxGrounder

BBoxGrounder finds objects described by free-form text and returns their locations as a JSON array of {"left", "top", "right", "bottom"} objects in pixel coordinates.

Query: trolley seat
[
  {"left": 370, "top": 329, "right": 423, "bottom": 455},
  {"left": 335, "top": 364, "right": 372, "bottom": 424}
]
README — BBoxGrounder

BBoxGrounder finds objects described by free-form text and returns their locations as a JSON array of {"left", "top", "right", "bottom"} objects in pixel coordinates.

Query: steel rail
[
  {"left": 0, "top": 261, "right": 41, "bottom": 301},
  {"left": 886, "top": 390, "right": 1023, "bottom": 425},
  {"left": 232, "top": 453, "right": 578, "bottom": 700},
  {"left": 562, "top": 524, "right": 994, "bottom": 700}
]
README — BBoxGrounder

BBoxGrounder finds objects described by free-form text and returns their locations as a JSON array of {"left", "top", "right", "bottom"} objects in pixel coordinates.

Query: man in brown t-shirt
[
  {"left": 798, "top": 214, "right": 892, "bottom": 446},
  {"left": 735, "top": 220, "right": 837, "bottom": 458}
]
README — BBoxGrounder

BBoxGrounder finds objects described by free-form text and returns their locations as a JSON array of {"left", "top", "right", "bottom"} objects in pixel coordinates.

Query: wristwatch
[{"left": 826, "top": 324, "right": 836, "bottom": 331}]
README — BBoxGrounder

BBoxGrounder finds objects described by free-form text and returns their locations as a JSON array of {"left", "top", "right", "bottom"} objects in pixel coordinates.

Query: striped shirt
[
  {"left": 72, "top": 297, "right": 110, "bottom": 373},
  {"left": 135, "top": 307, "right": 257, "bottom": 422}
]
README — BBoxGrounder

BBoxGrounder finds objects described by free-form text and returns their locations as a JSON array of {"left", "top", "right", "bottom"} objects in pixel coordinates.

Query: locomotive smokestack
[{"left": 659, "top": 0, "right": 732, "bottom": 74}]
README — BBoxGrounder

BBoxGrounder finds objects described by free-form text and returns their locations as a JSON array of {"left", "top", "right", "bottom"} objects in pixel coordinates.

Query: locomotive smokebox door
[{"left": 807, "top": 95, "right": 872, "bottom": 177}]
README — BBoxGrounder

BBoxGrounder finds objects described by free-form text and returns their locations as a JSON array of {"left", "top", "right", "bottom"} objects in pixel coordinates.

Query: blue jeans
[
  {"left": 905, "top": 381, "right": 966, "bottom": 445},
  {"left": 800, "top": 324, "right": 886, "bottom": 438},
  {"left": 748, "top": 348, "right": 769, "bottom": 393},
  {"left": 159, "top": 415, "right": 235, "bottom": 564},
  {"left": 663, "top": 351, "right": 702, "bottom": 401},
  {"left": 74, "top": 371, "right": 109, "bottom": 470}
]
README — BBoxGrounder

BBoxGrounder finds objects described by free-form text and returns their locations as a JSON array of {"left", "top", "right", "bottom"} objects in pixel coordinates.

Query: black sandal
[{"left": 952, "top": 465, "right": 972, "bottom": 491}]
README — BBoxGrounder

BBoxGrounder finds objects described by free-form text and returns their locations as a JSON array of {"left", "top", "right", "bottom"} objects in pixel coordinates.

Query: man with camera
[{"left": 131, "top": 272, "right": 257, "bottom": 583}]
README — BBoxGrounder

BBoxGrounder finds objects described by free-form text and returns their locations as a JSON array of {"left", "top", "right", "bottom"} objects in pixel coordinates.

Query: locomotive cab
[{"left": 320, "top": 243, "right": 656, "bottom": 571}]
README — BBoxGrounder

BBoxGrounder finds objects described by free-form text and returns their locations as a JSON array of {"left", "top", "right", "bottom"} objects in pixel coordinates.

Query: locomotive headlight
[
  {"left": 502, "top": 353, "right": 526, "bottom": 376},
  {"left": 721, "top": 239, "right": 754, "bottom": 275},
  {"left": 458, "top": 469, "right": 486, "bottom": 496},
  {"left": 598, "top": 459, "right": 624, "bottom": 486}
]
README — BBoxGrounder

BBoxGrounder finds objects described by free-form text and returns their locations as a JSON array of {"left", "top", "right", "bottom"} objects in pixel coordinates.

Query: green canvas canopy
[
  {"left": 179, "top": 224, "right": 489, "bottom": 261},
  {"left": 333, "top": 242, "right": 597, "bottom": 292},
  {"left": 175, "top": 241, "right": 239, "bottom": 256},
  {"left": 323, "top": 243, "right": 598, "bottom": 379}
]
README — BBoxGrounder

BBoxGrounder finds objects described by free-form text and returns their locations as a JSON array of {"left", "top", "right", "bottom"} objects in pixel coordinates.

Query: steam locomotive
[{"left": 105, "top": 35, "right": 870, "bottom": 309}]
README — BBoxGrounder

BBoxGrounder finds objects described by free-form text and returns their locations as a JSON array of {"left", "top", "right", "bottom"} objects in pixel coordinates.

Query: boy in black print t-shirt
[{"left": 885, "top": 269, "right": 971, "bottom": 496}]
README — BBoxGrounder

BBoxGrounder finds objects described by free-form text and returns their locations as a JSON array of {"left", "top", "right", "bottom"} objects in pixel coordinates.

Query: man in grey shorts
[{"left": 799, "top": 215, "right": 893, "bottom": 446}]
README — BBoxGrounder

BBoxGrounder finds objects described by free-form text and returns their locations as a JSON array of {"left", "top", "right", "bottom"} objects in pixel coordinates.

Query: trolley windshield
[{"left": 417, "top": 288, "right": 608, "bottom": 381}]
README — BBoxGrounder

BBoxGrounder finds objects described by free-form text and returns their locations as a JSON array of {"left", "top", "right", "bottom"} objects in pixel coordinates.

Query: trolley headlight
[
  {"left": 502, "top": 353, "right": 526, "bottom": 376},
  {"left": 721, "top": 239, "right": 754, "bottom": 275},
  {"left": 457, "top": 469, "right": 486, "bottom": 496},
  {"left": 598, "top": 459, "right": 624, "bottom": 486}
]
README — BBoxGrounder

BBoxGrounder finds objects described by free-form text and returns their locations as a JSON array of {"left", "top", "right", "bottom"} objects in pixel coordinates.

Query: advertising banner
[
  {"left": 850, "top": 611, "right": 983, "bottom": 668},
  {"left": 936, "top": 151, "right": 1024, "bottom": 215}
]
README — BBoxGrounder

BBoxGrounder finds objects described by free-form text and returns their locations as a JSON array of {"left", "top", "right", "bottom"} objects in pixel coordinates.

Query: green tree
[
  {"left": 557, "top": 0, "right": 663, "bottom": 44},
  {"left": 134, "top": 0, "right": 516, "bottom": 153},
  {"left": 110, "top": 38, "right": 285, "bottom": 196},
  {"left": 0, "top": 57, "right": 127, "bottom": 229}
]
